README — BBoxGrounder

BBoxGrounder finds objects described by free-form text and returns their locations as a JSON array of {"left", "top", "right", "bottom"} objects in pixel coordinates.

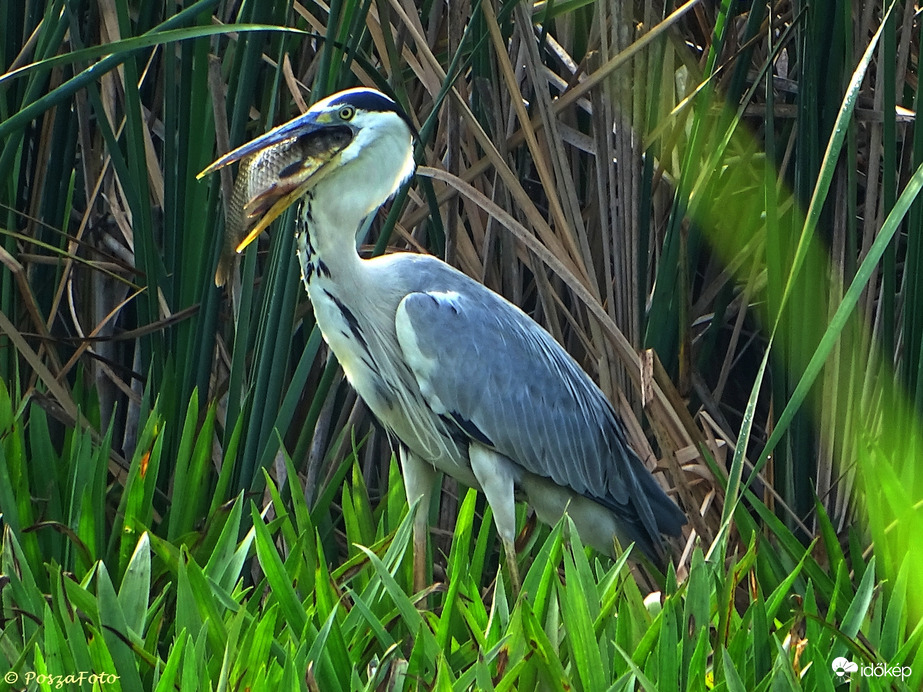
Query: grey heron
[{"left": 200, "top": 87, "right": 686, "bottom": 590}]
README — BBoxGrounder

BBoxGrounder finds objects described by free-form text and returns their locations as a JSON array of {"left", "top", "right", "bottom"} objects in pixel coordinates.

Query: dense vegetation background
[{"left": 1, "top": 0, "right": 921, "bottom": 689}]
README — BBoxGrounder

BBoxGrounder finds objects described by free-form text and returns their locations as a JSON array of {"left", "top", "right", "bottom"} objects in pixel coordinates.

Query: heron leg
[
  {"left": 399, "top": 446, "right": 438, "bottom": 592},
  {"left": 469, "top": 444, "right": 521, "bottom": 595}
]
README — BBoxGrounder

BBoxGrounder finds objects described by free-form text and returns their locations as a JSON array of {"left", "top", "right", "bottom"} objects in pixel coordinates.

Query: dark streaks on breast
[{"left": 324, "top": 289, "right": 369, "bottom": 352}]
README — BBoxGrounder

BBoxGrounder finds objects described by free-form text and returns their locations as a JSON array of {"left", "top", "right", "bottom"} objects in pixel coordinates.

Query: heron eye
[{"left": 338, "top": 105, "right": 355, "bottom": 121}]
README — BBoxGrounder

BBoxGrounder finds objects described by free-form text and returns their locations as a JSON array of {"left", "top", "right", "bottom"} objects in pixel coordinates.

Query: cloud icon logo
[{"left": 832, "top": 657, "right": 859, "bottom": 677}]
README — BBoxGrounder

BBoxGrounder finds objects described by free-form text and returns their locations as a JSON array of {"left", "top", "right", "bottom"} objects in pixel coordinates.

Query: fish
[{"left": 211, "top": 126, "right": 353, "bottom": 286}]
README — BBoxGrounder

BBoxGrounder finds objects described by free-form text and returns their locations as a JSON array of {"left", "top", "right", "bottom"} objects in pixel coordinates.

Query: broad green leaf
[{"left": 118, "top": 532, "right": 151, "bottom": 637}]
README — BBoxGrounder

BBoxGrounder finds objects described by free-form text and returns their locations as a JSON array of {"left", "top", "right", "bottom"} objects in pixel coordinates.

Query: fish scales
[{"left": 215, "top": 127, "right": 352, "bottom": 286}]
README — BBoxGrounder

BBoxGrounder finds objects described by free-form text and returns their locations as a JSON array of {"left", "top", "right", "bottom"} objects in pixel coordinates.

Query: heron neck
[{"left": 296, "top": 187, "right": 370, "bottom": 286}]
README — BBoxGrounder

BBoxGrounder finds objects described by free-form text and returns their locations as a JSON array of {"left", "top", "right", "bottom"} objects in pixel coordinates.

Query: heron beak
[{"left": 198, "top": 113, "right": 354, "bottom": 253}]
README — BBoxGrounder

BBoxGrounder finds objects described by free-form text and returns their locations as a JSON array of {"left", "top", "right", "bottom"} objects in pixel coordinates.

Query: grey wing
[{"left": 394, "top": 288, "right": 680, "bottom": 546}]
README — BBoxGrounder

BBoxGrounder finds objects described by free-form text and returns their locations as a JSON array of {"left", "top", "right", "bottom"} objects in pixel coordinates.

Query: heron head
[{"left": 199, "top": 87, "right": 417, "bottom": 253}]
